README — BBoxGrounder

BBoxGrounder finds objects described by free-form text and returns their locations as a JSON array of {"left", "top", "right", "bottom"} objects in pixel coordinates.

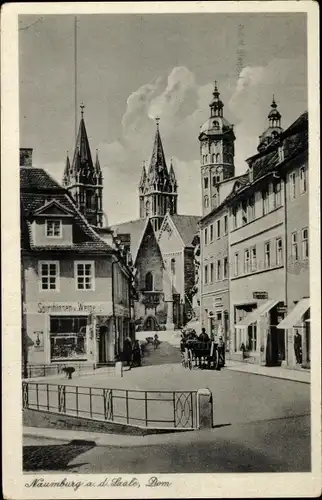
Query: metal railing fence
[{"left": 22, "top": 381, "right": 197, "bottom": 429}]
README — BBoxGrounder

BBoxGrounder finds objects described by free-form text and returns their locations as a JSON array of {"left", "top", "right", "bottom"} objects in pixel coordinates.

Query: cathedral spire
[
  {"left": 62, "top": 152, "right": 71, "bottom": 187},
  {"left": 139, "top": 161, "right": 147, "bottom": 191},
  {"left": 169, "top": 159, "right": 177, "bottom": 190},
  {"left": 147, "top": 118, "right": 169, "bottom": 184}
]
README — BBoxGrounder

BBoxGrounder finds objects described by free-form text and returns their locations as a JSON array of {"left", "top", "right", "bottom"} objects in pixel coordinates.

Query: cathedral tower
[
  {"left": 63, "top": 105, "right": 104, "bottom": 227},
  {"left": 198, "top": 82, "right": 235, "bottom": 216},
  {"left": 139, "top": 119, "right": 178, "bottom": 232},
  {"left": 258, "top": 96, "right": 283, "bottom": 152}
]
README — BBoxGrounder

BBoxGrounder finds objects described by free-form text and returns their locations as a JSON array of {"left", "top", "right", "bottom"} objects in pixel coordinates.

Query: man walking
[{"left": 294, "top": 330, "right": 302, "bottom": 364}]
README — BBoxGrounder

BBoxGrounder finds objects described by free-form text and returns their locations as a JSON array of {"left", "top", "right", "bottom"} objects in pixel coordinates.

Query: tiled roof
[
  {"left": 21, "top": 167, "right": 113, "bottom": 254},
  {"left": 170, "top": 215, "right": 201, "bottom": 247},
  {"left": 111, "top": 218, "right": 147, "bottom": 261},
  {"left": 20, "top": 167, "right": 65, "bottom": 191}
]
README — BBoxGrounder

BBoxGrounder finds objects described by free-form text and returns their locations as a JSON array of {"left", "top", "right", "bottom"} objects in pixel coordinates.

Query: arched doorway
[{"left": 143, "top": 315, "right": 158, "bottom": 331}]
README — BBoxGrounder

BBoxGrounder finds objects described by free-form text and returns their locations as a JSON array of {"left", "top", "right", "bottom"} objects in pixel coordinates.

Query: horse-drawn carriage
[{"left": 181, "top": 339, "right": 225, "bottom": 371}]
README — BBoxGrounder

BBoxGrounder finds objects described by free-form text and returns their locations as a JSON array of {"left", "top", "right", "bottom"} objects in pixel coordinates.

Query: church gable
[
  {"left": 135, "top": 220, "right": 164, "bottom": 292},
  {"left": 158, "top": 214, "right": 184, "bottom": 255}
]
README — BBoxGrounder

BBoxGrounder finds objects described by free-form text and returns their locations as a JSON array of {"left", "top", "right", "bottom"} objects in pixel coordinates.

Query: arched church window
[
  {"left": 216, "top": 153, "right": 221, "bottom": 163},
  {"left": 145, "top": 201, "right": 150, "bottom": 217},
  {"left": 204, "top": 195, "right": 209, "bottom": 208},
  {"left": 212, "top": 153, "right": 216, "bottom": 163},
  {"left": 205, "top": 155, "right": 208, "bottom": 164},
  {"left": 145, "top": 272, "right": 153, "bottom": 291},
  {"left": 213, "top": 121, "right": 220, "bottom": 130},
  {"left": 170, "top": 258, "right": 176, "bottom": 276}
]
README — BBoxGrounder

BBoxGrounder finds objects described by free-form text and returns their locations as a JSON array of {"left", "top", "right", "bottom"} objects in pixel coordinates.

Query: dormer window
[
  {"left": 46, "top": 219, "right": 62, "bottom": 238},
  {"left": 213, "top": 121, "right": 220, "bottom": 130}
]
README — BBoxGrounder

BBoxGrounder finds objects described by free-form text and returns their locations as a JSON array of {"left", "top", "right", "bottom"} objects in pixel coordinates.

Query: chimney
[{"left": 20, "top": 148, "right": 33, "bottom": 167}]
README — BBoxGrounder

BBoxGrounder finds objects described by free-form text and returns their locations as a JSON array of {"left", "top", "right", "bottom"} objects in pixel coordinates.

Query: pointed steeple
[
  {"left": 71, "top": 104, "right": 95, "bottom": 183},
  {"left": 169, "top": 159, "right": 177, "bottom": 190},
  {"left": 147, "top": 118, "right": 169, "bottom": 186},
  {"left": 62, "top": 153, "right": 71, "bottom": 186},
  {"left": 95, "top": 149, "right": 103, "bottom": 183},
  {"left": 139, "top": 161, "right": 147, "bottom": 192}
]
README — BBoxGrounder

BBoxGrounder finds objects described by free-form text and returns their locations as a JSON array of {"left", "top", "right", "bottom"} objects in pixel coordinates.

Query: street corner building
[
  {"left": 198, "top": 85, "right": 310, "bottom": 371},
  {"left": 111, "top": 119, "right": 200, "bottom": 332},
  {"left": 20, "top": 113, "right": 135, "bottom": 377}
]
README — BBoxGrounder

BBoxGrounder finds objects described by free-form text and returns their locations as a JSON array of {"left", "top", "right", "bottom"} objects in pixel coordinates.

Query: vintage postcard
[{"left": 1, "top": 1, "right": 321, "bottom": 498}]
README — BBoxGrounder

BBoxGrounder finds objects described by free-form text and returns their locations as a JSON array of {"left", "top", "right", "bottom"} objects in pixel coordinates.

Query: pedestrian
[
  {"left": 153, "top": 333, "right": 159, "bottom": 349},
  {"left": 123, "top": 335, "right": 133, "bottom": 369},
  {"left": 294, "top": 330, "right": 302, "bottom": 364},
  {"left": 199, "top": 327, "right": 210, "bottom": 343},
  {"left": 132, "top": 340, "right": 142, "bottom": 367}
]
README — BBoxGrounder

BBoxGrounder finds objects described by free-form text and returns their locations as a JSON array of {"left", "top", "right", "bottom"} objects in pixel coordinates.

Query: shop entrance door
[
  {"left": 98, "top": 326, "right": 108, "bottom": 364},
  {"left": 266, "top": 306, "right": 285, "bottom": 366}
]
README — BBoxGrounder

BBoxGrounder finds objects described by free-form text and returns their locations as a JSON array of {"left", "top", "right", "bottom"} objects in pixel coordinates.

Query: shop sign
[
  {"left": 277, "top": 306, "right": 288, "bottom": 314},
  {"left": 253, "top": 292, "right": 268, "bottom": 300},
  {"left": 24, "top": 301, "right": 113, "bottom": 315}
]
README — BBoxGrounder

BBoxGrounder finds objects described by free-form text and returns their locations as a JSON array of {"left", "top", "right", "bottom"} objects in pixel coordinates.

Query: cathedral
[{"left": 63, "top": 107, "right": 200, "bottom": 332}]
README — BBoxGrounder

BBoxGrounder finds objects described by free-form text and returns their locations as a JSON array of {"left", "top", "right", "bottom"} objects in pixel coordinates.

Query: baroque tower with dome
[{"left": 198, "top": 82, "right": 236, "bottom": 217}]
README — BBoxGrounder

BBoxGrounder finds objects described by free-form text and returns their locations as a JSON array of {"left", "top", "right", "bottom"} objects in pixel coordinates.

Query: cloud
[
  {"left": 228, "top": 56, "right": 307, "bottom": 172},
  {"left": 43, "top": 58, "right": 306, "bottom": 225}
]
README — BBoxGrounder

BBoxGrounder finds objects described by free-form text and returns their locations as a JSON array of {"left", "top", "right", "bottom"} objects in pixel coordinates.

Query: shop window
[
  {"left": 264, "top": 241, "right": 271, "bottom": 268},
  {"left": 300, "top": 166, "right": 307, "bottom": 194},
  {"left": 301, "top": 228, "right": 308, "bottom": 260},
  {"left": 50, "top": 316, "right": 87, "bottom": 361},
  {"left": 39, "top": 261, "right": 59, "bottom": 291},
  {"left": 244, "top": 249, "right": 250, "bottom": 274},
  {"left": 145, "top": 272, "right": 154, "bottom": 291},
  {"left": 289, "top": 172, "right": 296, "bottom": 200},
  {"left": 291, "top": 232, "right": 298, "bottom": 261},
  {"left": 234, "top": 252, "right": 239, "bottom": 277},
  {"left": 276, "top": 238, "right": 283, "bottom": 266},
  {"left": 251, "top": 246, "right": 257, "bottom": 271},
  {"left": 75, "top": 261, "right": 95, "bottom": 290},
  {"left": 46, "top": 219, "right": 62, "bottom": 238}
]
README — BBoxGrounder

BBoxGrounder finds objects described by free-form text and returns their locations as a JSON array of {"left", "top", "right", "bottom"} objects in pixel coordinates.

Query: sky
[{"left": 19, "top": 13, "right": 307, "bottom": 225}]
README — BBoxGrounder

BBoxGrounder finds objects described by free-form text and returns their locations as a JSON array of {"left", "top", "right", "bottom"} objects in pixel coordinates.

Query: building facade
[
  {"left": 198, "top": 89, "right": 309, "bottom": 370},
  {"left": 112, "top": 120, "right": 200, "bottom": 332},
  {"left": 21, "top": 145, "right": 133, "bottom": 373}
]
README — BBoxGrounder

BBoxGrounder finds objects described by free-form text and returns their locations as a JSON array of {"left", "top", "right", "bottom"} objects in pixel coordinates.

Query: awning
[
  {"left": 277, "top": 298, "right": 310, "bottom": 329},
  {"left": 235, "top": 300, "right": 280, "bottom": 329}
]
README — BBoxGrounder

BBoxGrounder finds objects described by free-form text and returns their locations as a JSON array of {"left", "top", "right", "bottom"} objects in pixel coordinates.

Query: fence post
[
  {"left": 144, "top": 391, "right": 148, "bottom": 427},
  {"left": 22, "top": 382, "right": 29, "bottom": 409},
  {"left": 58, "top": 385, "right": 66, "bottom": 413},
  {"left": 197, "top": 388, "right": 213, "bottom": 429}
]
